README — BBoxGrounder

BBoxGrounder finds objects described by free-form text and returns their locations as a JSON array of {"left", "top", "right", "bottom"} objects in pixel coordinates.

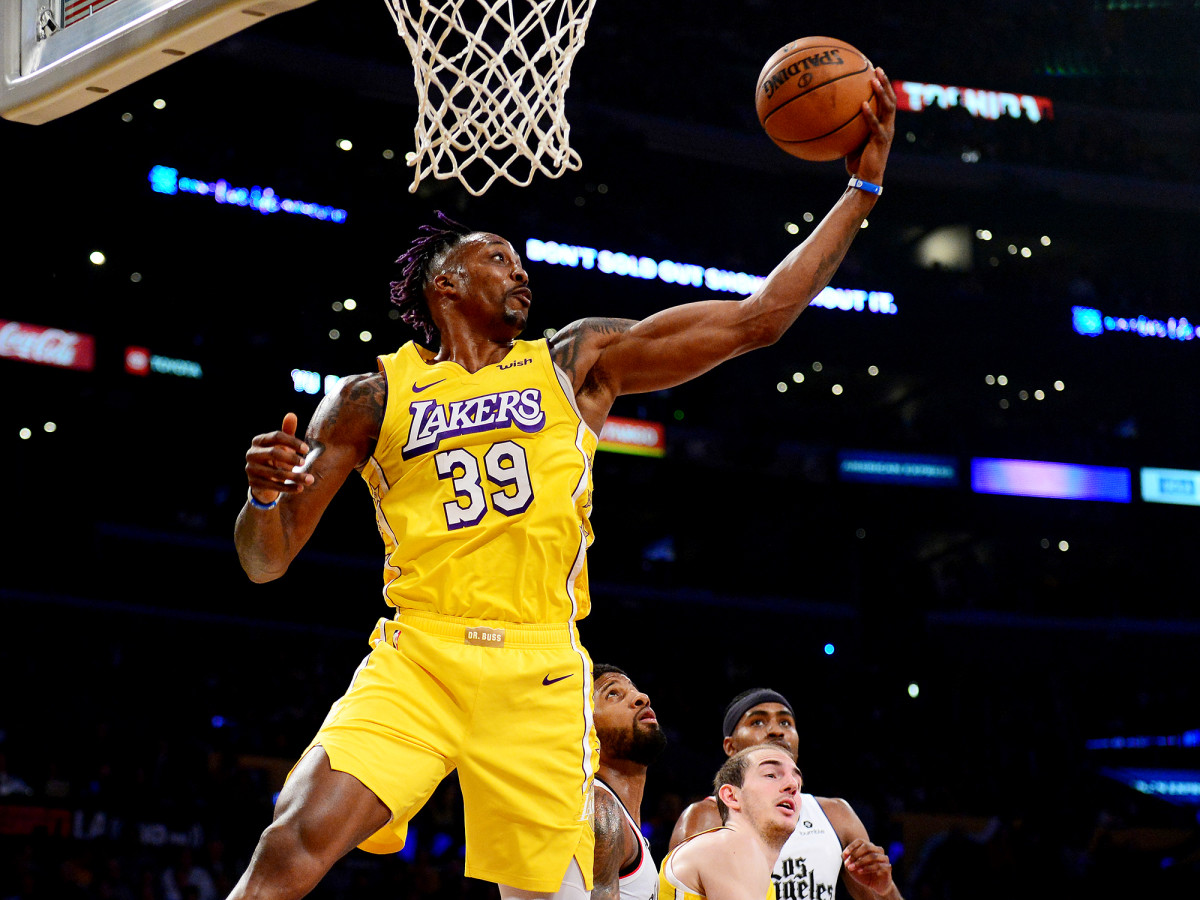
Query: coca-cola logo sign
[{"left": 0, "top": 320, "right": 96, "bottom": 371}]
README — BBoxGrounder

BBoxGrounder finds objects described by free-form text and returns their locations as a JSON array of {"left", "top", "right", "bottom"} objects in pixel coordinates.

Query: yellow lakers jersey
[
  {"left": 362, "top": 338, "right": 597, "bottom": 623},
  {"left": 658, "top": 830, "right": 777, "bottom": 900}
]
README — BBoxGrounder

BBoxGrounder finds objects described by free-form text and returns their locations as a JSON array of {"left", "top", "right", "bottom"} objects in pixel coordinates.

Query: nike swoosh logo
[
  {"left": 412, "top": 379, "right": 445, "bottom": 393},
  {"left": 542, "top": 674, "right": 574, "bottom": 686}
]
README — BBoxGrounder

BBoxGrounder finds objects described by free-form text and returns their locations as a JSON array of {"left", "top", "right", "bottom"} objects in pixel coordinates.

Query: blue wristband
[
  {"left": 848, "top": 177, "right": 883, "bottom": 196},
  {"left": 247, "top": 488, "right": 280, "bottom": 511}
]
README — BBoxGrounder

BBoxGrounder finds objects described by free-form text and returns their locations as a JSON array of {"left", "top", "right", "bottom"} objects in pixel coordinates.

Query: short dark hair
[
  {"left": 713, "top": 745, "right": 777, "bottom": 824},
  {"left": 592, "top": 663, "right": 629, "bottom": 683},
  {"left": 389, "top": 211, "right": 472, "bottom": 347}
]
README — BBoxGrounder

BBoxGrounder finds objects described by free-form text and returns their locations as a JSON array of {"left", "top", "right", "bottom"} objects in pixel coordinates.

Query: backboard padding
[{"left": 2, "top": 0, "right": 318, "bottom": 124}]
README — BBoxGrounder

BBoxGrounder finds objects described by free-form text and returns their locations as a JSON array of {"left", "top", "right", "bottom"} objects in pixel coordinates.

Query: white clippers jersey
[
  {"left": 771, "top": 793, "right": 845, "bottom": 900},
  {"left": 597, "top": 779, "right": 658, "bottom": 900}
]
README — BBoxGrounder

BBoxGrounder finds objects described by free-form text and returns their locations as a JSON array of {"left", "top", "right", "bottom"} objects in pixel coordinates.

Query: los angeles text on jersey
[
  {"left": 773, "top": 856, "right": 837, "bottom": 900},
  {"left": 402, "top": 388, "right": 547, "bottom": 458}
]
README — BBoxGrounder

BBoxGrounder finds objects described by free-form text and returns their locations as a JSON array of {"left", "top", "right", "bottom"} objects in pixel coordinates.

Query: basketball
[{"left": 755, "top": 37, "right": 877, "bottom": 162}]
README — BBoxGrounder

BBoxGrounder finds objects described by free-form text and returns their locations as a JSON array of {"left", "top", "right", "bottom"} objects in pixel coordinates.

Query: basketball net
[{"left": 385, "top": 0, "right": 598, "bottom": 197}]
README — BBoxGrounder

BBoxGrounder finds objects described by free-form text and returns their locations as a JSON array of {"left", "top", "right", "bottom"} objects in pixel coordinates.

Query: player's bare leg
[{"left": 227, "top": 747, "right": 392, "bottom": 900}]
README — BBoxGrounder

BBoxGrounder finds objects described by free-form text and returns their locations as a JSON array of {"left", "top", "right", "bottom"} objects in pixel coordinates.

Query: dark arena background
[{"left": 3, "top": 2, "right": 1200, "bottom": 898}]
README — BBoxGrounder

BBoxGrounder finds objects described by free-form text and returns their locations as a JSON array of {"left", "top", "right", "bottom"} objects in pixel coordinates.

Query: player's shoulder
[
  {"left": 681, "top": 795, "right": 720, "bottom": 815},
  {"left": 327, "top": 370, "right": 386, "bottom": 406},
  {"left": 550, "top": 316, "right": 639, "bottom": 344},
  {"left": 674, "top": 796, "right": 721, "bottom": 833},
  {"left": 672, "top": 825, "right": 729, "bottom": 857},
  {"left": 813, "top": 795, "right": 867, "bottom": 841},
  {"left": 814, "top": 795, "right": 853, "bottom": 814},
  {"left": 670, "top": 825, "right": 740, "bottom": 880},
  {"left": 548, "top": 316, "right": 638, "bottom": 365},
  {"left": 669, "top": 795, "right": 722, "bottom": 852},
  {"left": 594, "top": 783, "right": 625, "bottom": 828},
  {"left": 310, "top": 370, "right": 387, "bottom": 438}
]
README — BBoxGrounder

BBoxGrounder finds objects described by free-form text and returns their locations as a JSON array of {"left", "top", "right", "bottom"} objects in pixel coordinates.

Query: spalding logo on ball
[{"left": 756, "top": 36, "right": 877, "bottom": 162}]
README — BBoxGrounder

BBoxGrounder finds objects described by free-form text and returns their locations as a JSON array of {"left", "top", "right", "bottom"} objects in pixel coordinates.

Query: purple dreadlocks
[{"left": 390, "top": 211, "right": 473, "bottom": 346}]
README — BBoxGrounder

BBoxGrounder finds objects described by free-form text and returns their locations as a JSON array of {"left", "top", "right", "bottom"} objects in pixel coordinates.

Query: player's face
[
  {"left": 725, "top": 703, "right": 799, "bottom": 759},
  {"left": 452, "top": 233, "right": 531, "bottom": 335},
  {"left": 593, "top": 673, "right": 666, "bottom": 766},
  {"left": 730, "top": 748, "right": 803, "bottom": 842}
]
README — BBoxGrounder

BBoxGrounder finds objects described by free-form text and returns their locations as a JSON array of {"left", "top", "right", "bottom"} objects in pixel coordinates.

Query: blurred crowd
[{"left": 2, "top": 592, "right": 1197, "bottom": 900}]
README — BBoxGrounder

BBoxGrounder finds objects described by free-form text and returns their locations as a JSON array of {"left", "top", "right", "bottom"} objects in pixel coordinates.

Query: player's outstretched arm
[
  {"left": 551, "top": 71, "right": 895, "bottom": 429},
  {"left": 234, "top": 373, "right": 384, "bottom": 582}
]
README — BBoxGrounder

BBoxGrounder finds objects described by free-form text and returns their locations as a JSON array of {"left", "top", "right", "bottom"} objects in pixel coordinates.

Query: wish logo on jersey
[
  {"left": 773, "top": 856, "right": 837, "bottom": 900},
  {"left": 402, "top": 388, "right": 546, "bottom": 458}
]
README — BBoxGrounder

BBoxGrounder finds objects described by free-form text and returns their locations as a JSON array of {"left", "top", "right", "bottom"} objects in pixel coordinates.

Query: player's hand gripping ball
[{"left": 756, "top": 36, "right": 877, "bottom": 162}]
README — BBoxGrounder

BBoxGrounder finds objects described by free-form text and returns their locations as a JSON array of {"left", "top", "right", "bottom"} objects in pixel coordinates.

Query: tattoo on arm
[
  {"left": 343, "top": 373, "right": 387, "bottom": 424},
  {"left": 592, "top": 788, "right": 627, "bottom": 900},
  {"left": 550, "top": 317, "right": 636, "bottom": 387},
  {"left": 306, "top": 372, "right": 386, "bottom": 469}
]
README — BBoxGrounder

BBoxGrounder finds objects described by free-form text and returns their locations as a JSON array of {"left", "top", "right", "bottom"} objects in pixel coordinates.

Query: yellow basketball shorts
[{"left": 296, "top": 610, "right": 599, "bottom": 892}]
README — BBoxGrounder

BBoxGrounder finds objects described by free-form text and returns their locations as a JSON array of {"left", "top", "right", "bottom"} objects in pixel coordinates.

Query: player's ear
[
  {"left": 722, "top": 737, "right": 736, "bottom": 756},
  {"left": 430, "top": 271, "right": 458, "bottom": 297},
  {"left": 717, "top": 783, "right": 740, "bottom": 813}
]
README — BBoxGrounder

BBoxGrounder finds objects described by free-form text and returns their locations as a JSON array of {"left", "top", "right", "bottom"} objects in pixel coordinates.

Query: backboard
[{"left": 1, "top": 0, "right": 318, "bottom": 124}]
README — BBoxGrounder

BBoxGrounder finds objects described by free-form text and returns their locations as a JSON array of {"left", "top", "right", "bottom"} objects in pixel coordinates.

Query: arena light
[
  {"left": 1098, "top": 767, "right": 1200, "bottom": 807},
  {"left": 148, "top": 165, "right": 348, "bottom": 223},
  {"left": 525, "top": 238, "right": 897, "bottom": 313},
  {"left": 971, "top": 457, "right": 1131, "bottom": 502},
  {"left": 893, "top": 80, "right": 1053, "bottom": 123},
  {"left": 124, "top": 346, "right": 203, "bottom": 379},
  {"left": 1072, "top": 305, "right": 1195, "bottom": 342},
  {"left": 1087, "top": 730, "right": 1200, "bottom": 751},
  {"left": 1141, "top": 467, "right": 1200, "bottom": 506},
  {"left": 291, "top": 368, "right": 344, "bottom": 396},
  {"left": 597, "top": 416, "right": 665, "bottom": 458},
  {"left": 838, "top": 450, "right": 959, "bottom": 487}
]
